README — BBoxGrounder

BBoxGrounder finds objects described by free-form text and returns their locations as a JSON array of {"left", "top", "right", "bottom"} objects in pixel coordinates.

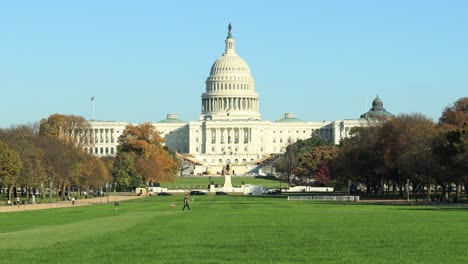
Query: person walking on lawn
[{"left": 182, "top": 194, "right": 191, "bottom": 211}]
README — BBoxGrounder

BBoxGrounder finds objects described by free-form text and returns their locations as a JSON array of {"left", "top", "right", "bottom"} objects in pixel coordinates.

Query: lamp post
[
  {"left": 407, "top": 178, "right": 410, "bottom": 202},
  {"left": 347, "top": 179, "right": 351, "bottom": 202},
  {"left": 79, "top": 174, "right": 82, "bottom": 198},
  {"left": 48, "top": 176, "right": 51, "bottom": 203}
]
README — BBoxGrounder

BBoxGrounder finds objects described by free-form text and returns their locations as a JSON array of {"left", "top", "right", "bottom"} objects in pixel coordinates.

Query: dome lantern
[{"left": 224, "top": 23, "right": 236, "bottom": 55}]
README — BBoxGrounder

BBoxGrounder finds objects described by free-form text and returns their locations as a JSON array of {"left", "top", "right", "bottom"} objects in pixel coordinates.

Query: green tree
[
  {"left": 275, "top": 137, "right": 331, "bottom": 185},
  {"left": 333, "top": 126, "right": 385, "bottom": 194},
  {"left": 0, "top": 141, "right": 23, "bottom": 200},
  {"left": 433, "top": 98, "right": 468, "bottom": 201},
  {"left": 295, "top": 146, "right": 338, "bottom": 185},
  {"left": 39, "top": 113, "right": 91, "bottom": 147},
  {"left": 112, "top": 152, "right": 138, "bottom": 190},
  {"left": 439, "top": 97, "right": 468, "bottom": 128}
]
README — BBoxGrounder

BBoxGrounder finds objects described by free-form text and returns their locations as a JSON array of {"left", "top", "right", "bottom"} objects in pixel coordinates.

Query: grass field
[
  {"left": 0, "top": 196, "right": 467, "bottom": 263},
  {"left": 161, "top": 176, "right": 286, "bottom": 189}
]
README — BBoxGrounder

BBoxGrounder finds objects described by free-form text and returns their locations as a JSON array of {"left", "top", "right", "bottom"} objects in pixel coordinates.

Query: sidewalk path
[{"left": 0, "top": 195, "right": 142, "bottom": 213}]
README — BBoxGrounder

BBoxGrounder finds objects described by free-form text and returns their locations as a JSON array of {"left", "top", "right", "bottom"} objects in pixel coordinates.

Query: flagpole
[
  {"left": 93, "top": 99, "right": 96, "bottom": 121},
  {"left": 365, "top": 96, "right": 368, "bottom": 119},
  {"left": 91, "top": 97, "right": 96, "bottom": 121}
]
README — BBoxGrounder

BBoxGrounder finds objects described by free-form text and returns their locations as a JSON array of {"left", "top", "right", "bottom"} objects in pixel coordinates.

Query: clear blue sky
[{"left": 1, "top": 0, "right": 467, "bottom": 127}]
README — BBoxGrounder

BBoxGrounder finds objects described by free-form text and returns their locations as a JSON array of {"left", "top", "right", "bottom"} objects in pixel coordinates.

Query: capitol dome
[{"left": 200, "top": 24, "right": 261, "bottom": 121}]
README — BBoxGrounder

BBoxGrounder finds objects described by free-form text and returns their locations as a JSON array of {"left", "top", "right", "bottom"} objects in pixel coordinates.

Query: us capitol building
[{"left": 84, "top": 24, "right": 393, "bottom": 174}]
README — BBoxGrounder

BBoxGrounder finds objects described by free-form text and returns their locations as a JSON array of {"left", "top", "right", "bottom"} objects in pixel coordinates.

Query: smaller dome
[
  {"left": 158, "top": 114, "right": 186, "bottom": 123},
  {"left": 372, "top": 96, "right": 383, "bottom": 109},
  {"left": 361, "top": 96, "right": 393, "bottom": 119},
  {"left": 276, "top": 113, "right": 304, "bottom": 123}
]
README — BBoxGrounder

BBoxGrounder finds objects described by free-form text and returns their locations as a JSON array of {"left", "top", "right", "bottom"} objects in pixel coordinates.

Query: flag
[
  {"left": 90, "top": 97, "right": 95, "bottom": 101},
  {"left": 170, "top": 203, "right": 176, "bottom": 208}
]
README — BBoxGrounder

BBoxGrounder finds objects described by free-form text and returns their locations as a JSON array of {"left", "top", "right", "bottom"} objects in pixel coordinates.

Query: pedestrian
[
  {"left": 182, "top": 194, "right": 191, "bottom": 211},
  {"left": 16, "top": 196, "right": 20, "bottom": 207},
  {"left": 71, "top": 197, "right": 75, "bottom": 205}
]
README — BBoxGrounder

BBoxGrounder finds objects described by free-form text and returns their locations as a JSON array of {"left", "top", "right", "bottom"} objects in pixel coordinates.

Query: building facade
[{"left": 85, "top": 25, "right": 392, "bottom": 173}]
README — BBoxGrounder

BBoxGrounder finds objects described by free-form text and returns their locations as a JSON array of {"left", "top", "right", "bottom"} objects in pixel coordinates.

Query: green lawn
[
  {"left": 162, "top": 176, "right": 286, "bottom": 189},
  {"left": 0, "top": 197, "right": 467, "bottom": 263}
]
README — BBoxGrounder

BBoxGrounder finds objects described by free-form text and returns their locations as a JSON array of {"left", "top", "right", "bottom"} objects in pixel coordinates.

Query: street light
[
  {"left": 48, "top": 176, "right": 51, "bottom": 203},
  {"left": 80, "top": 174, "right": 82, "bottom": 198}
]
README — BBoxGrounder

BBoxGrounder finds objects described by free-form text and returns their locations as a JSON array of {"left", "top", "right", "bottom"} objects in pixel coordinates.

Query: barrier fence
[{"left": 287, "top": 195, "right": 360, "bottom": 201}]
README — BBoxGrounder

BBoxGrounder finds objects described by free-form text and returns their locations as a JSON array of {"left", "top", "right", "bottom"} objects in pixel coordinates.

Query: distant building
[
  {"left": 83, "top": 25, "right": 393, "bottom": 174},
  {"left": 360, "top": 96, "right": 393, "bottom": 119}
]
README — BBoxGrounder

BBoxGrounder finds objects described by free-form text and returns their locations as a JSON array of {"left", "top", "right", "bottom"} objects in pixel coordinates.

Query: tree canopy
[
  {"left": 115, "top": 123, "right": 179, "bottom": 187},
  {"left": 0, "top": 141, "right": 23, "bottom": 199}
]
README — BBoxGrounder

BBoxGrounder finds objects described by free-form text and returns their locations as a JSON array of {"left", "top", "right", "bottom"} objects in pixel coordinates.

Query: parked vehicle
[
  {"left": 157, "top": 192, "right": 172, "bottom": 196},
  {"left": 215, "top": 191, "right": 228, "bottom": 195},
  {"left": 190, "top": 190, "right": 207, "bottom": 196},
  {"left": 265, "top": 189, "right": 281, "bottom": 195}
]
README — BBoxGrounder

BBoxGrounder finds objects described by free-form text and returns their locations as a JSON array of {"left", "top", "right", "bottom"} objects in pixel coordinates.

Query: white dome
[
  {"left": 200, "top": 24, "right": 261, "bottom": 121},
  {"left": 209, "top": 55, "right": 252, "bottom": 76}
]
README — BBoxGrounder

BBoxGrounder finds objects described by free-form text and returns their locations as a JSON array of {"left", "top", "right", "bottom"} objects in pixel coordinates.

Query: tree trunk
[
  {"left": 49, "top": 181, "right": 53, "bottom": 202},
  {"left": 427, "top": 183, "right": 431, "bottom": 201},
  {"left": 465, "top": 184, "right": 468, "bottom": 200},
  {"left": 8, "top": 186, "right": 12, "bottom": 200}
]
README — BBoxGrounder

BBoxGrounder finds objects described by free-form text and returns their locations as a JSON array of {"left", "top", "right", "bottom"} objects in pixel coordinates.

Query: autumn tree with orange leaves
[
  {"left": 116, "top": 123, "right": 179, "bottom": 188},
  {"left": 81, "top": 155, "right": 112, "bottom": 197}
]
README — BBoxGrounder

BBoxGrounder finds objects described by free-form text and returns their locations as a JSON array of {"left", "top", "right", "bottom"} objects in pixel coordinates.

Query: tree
[
  {"left": 378, "top": 114, "right": 436, "bottom": 197},
  {"left": 117, "top": 123, "right": 179, "bottom": 186},
  {"left": 435, "top": 97, "right": 468, "bottom": 200},
  {"left": 333, "top": 126, "right": 385, "bottom": 194},
  {"left": 81, "top": 155, "right": 112, "bottom": 195},
  {"left": 0, "top": 141, "right": 23, "bottom": 200},
  {"left": 274, "top": 137, "right": 331, "bottom": 185},
  {"left": 39, "top": 114, "right": 91, "bottom": 146},
  {"left": 439, "top": 97, "right": 468, "bottom": 128},
  {"left": 295, "top": 146, "right": 338, "bottom": 185},
  {"left": 112, "top": 152, "right": 138, "bottom": 190},
  {"left": 0, "top": 125, "right": 47, "bottom": 201}
]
